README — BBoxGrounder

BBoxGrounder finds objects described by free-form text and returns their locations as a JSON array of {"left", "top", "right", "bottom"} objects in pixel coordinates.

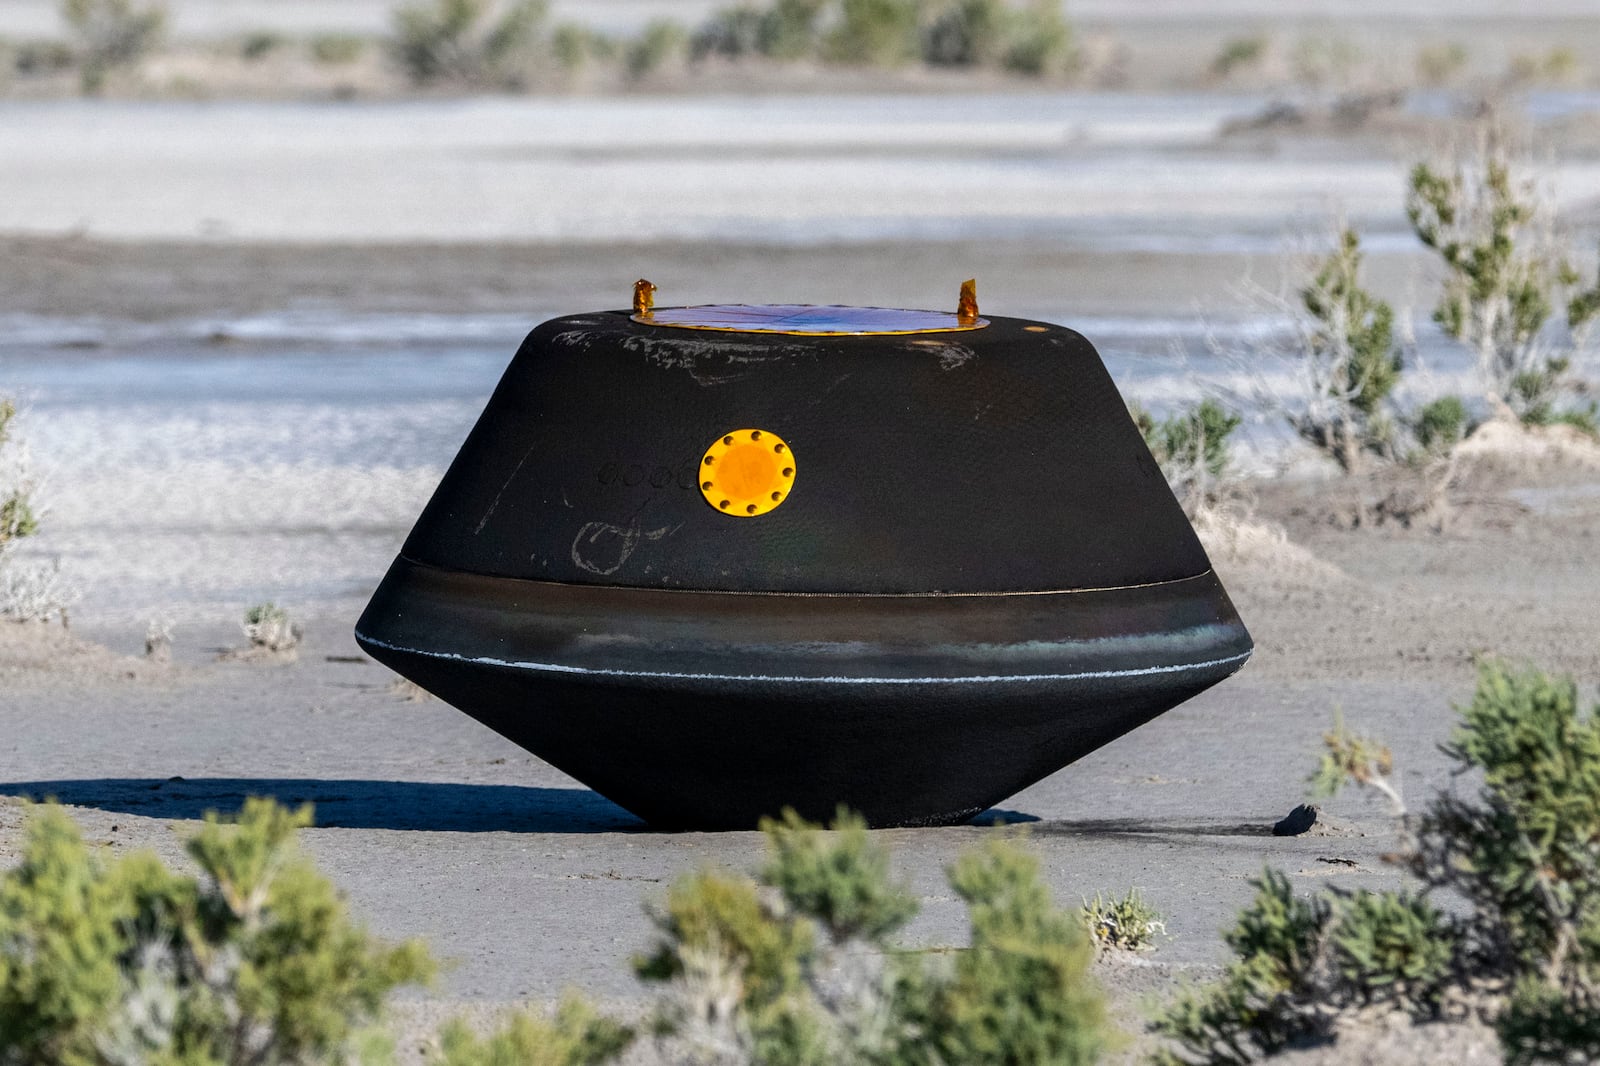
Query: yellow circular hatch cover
[{"left": 700, "top": 429, "right": 795, "bottom": 517}]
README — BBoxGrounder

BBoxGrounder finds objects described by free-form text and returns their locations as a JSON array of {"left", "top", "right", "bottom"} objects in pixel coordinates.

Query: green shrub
[
  {"left": 937, "top": 839, "right": 1107, "bottom": 1066},
  {"left": 917, "top": 0, "right": 1073, "bottom": 75},
  {"left": 433, "top": 999, "right": 632, "bottom": 1066},
  {"left": 1307, "top": 230, "right": 1403, "bottom": 419},
  {"left": 757, "top": 0, "right": 827, "bottom": 58},
  {"left": 1498, "top": 978, "right": 1600, "bottom": 1066},
  {"left": 1153, "top": 873, "right": 1454, "bottom": 1063},
  {"left": 1548, "top": 406, "right": 1600, "bottom": 437},
  {"left": 1413, "top": 394, "right": 1471, "bottom": 455},
  {"left": 1153, "top": 662, "right": 1600, "bottom": 1065},
  {"left": 638, "top": 809, "right": 1108, "bottom": 1065},
  {"left": 310, "top": 33, "right": 366, "bottom": 65},
  {"left": 391, "top": 0, "right": 545, "bottom": 87},
  {"left": 690, "top": 0, "right": 1070, "bottom": 74},
  {"left": 14, "top": 39, "right": 76, "bottom": 75},
  {"left": 1290, "top": 35, "right": 1361, "bottom": 87},
  {"left": 1407, "top": 134, "right": 1600, "bottom": 427},
  {"left": 1415, "top": 664, "right": 1600, "bottom": 980},
  {"left": 1328, "top": 890, "right": 1453, "bottom": 1005},
  {"left": 1169, "top": 400, "right": 1242, "bottom": 481},
  {"left": 823, "top": 0, "right": 921, "bottom": 66},
  {"left": 0, "top": 795, "right": 1106, "bottom": 1065},
  {"left": 995, "top": 0, "right": 1072, "bottom": 77},
  {"left": 1135, "top": 398, "right": 1242, "bottom": 507},
  {"left": 1082, "top": 888, "right": 1165, "bottom": 954},
  {"left": 625, "top": 19, "right": 688, "bottom": 80},
  {"left": 636, "top": 867, "right": 817, "bottom": 1006},
  {"left": 760, "top": 807, "right": 919, "bottom": 942},
  {"left": 692, "top": 5, "right": 766, "bottom": 60},
  {"left": 0, "top": 799, "right": 435, "bottom": 1064},
  {"left": 1512, "top": 359, "right": 1600, "bottom": 437},
  {"left": 921, "top": 0, "right": 1005, "bottom": 67},
  {"left": 1289, "top": 227, "right": 1403, "bottom": 471},
  {"left": 692, "top": 0, "right": 830, "bottom": 62},
  {"left": 243, "top": 600, "right": 302, "bottom": 653},
  {"left": 0, "top": 493, "right": 36, "bottom": 550},
  {"left": 60, "top": 0, "right": 165, "bottom": 93},
  {"left": 240, "top": 30, "right": 286, "bottom": 60},
  {"left": 551, "top": 23, "right": 616, "bottom": 69},
  {"left": 1307, "top": 710, "right": 1400, "bottom": 812},
  {"left": 1508, "top": 47, "right": 1582, "bottom": 86},
  {"left": 1415, "top": 42, "right": 1467, "bottom": 85},
  {"left": 1151, "top": 869, "right": 1329, "bottom": 1064},
  {"left": 0, "top": 400, "right": 38, "bottom": 554},
  {"left": 1210, "top": 35, "right": 1266, "bottom": 78}
]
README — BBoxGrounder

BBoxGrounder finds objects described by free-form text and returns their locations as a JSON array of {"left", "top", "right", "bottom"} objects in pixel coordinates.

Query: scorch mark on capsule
[
  {"left": 902, "top": 338, "right": 975, "bottom": 369},
  {"left": 475, "top": 443, "right": 540, "bottom": 535},
  {"left": 570, "top": 518, "right": 682, "bottom": 576}
]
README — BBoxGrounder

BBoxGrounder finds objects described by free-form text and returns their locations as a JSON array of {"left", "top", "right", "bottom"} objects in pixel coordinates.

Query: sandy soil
[
  {"left": 1, "top": 234, "right": 1405, "bottom": 321},
  {"left": 3, "top": 57, "right": 1600, "bottom": 1061},
  {"left": 4, "top": 402, "right": 1599, "bottom": 1063},
  {"left": 5, "top": 96, "right": 1598, "bottom": 247}
]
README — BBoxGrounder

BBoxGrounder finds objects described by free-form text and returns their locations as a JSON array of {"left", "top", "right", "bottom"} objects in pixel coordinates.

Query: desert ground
[{"left": 3, "top": 1, "right": 1600, "bottom": 1061}]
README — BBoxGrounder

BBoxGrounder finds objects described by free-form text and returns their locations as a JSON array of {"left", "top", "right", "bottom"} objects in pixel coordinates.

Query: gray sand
[
  {"left": 8, "top": 439, "right": 1600, "bottom": 1065},
  {"left": 4, "top": 65, "right": 1600, "bottom": 1060},
  {"left": 3, "top": 96, "right": 1597, "bottom": 246}
]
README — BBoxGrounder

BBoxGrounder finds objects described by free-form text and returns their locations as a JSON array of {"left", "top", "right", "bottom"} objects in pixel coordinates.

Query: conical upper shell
[{"left": 400, "top": 311, "right": 1208, "bottom": 595}]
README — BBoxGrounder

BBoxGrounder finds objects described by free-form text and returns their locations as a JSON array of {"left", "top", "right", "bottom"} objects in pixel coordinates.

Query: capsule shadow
[
  {"left": 0, "top": 778, "right": 1038, "bottom": 835},
  {"left": 0, "top": 778, "right": 645, "bottom": 834}
]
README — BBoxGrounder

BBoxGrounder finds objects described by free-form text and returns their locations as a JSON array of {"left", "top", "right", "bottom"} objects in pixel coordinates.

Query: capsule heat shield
[{"left": 356, "top": 307, "right": 1251, "bottom": 829}]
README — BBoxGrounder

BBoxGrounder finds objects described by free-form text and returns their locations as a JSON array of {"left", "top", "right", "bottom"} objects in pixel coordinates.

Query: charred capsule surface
[{"left": 356, "top": 301, "right": 1251, "bottom": 829}]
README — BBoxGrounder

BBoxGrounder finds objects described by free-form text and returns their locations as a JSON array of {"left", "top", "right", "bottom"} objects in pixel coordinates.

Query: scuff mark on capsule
[
  {"left": 901, "top": 338, "right": 976, "bottom": 370},
  {"left": 570, "top": 518, "right": 683, "bottom": 576}
]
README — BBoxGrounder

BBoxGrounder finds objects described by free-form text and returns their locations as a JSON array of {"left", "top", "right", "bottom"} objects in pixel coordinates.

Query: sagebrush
[
  {"left": 1151, "top": 661, "right": 1600, "bottom": 1065},
  {"left": 1082, "top": 888, "right": 1166, "bottom": 954},
  {"left": 0, "top": 400, "right": 38, "bottom": 557},
  {"left": 692, "top": 0, "right": 1072, "bottom": 75},
  {"left": 1289, "top": 228, "right": 1403, "bottom": 471},
  {"left": 1133, "top": 399, "right": 1242, "bottom": 511},
  {"left": 60, "top": 0, "right": 165, "bottom": 93},
  {"left": 1407, "top": 129, "right": 1600, "bottom": 429},
  {"left": 1218, "top": 226, "right": 1410, "bottom": 475},
  {"left": 0, "top": 798, "right": 436, "bottom": 1065},
  {"left": 242, "top": 601, "right": 302, "bottom": 654},
  {"left": 432, "top": 1000, "right": 632, "bottom": 1066},
  {"left": 391, "top": 0, "right": 546, "bottom": 87},
  {"left": 3, "top": 801, "right": 1110, "bottom": 1065},
  {"left": 0, "top": 398, "right": 66, "bottom": 624},
  {"left": 638, "top": 807, "right": 1109, "bottom": 1065}
]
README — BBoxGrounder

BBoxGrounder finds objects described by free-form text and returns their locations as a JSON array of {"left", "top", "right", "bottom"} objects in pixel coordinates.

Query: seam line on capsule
[
  {"left": 353, "top": 633, "right": 1251, "bottom": 686},
  {"left": 395, "top": 555, "right": 1219, "bottom": 599}
]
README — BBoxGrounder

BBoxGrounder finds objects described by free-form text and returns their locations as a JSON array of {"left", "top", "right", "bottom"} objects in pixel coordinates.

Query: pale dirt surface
[
  {"left": 0, "top": 233, "right": 1414, "bottom": 321},
  {"left": 7, "top": 242, "right": 1600, "bottom": 1066},
  {"left": 0, "top": 97, "right": 1435, "bottom": 243},
  {"left": 2, "top": 45, "right": 1600, "bottom": 1061},
  {"left": 4, "top": 96, "right": 1598, "bottom": 246},
  {"left": 5, "top": 425, "right": 1600, "bottom": 1061}
]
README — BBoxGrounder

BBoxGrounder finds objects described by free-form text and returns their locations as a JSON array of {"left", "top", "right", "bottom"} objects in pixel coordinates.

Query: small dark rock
[{"left": 1274, "top": 804, "right": 1319, "bottom": 836}]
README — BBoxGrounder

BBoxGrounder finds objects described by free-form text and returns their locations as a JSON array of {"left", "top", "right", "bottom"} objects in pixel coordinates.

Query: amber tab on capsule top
[
  {"left": 957, "top": 278, "right": 979, "bottom": 326},
  {"left": 633, "top": 279, "right": 657, "bottom": 317}
]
